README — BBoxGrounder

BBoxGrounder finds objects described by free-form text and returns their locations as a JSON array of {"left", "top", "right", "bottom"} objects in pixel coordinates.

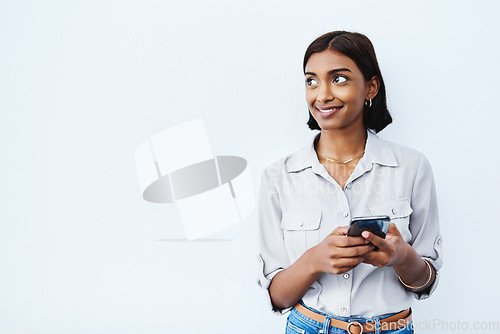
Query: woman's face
[{"left": 305, "top": 50, "right": 378, "bottom": 132}]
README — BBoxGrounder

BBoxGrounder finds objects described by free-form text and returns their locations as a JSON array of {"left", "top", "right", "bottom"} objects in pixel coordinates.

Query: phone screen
[{"left": 347, "top": 216, "right": 390, "bottom": 238}]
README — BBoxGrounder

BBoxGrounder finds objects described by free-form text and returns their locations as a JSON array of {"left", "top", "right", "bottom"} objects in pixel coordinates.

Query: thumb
[{"left": 361, "top": 230, "right": 385, "bottom": 248}]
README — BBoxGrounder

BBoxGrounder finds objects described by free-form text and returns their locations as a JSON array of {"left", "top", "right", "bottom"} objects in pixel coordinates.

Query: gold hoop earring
[{"left": 364, "top": 99, "right": 372, "bottom": 108}]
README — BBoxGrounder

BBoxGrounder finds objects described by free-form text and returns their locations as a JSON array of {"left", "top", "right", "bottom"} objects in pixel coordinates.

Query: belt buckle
[{"left": 347, "top": 321, "right": 363, "bottom": 334}]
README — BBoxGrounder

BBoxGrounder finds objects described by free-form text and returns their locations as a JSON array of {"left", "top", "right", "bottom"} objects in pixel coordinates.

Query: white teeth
[{"left": 317, "top": 106, "right": 342, "bottom": 113}]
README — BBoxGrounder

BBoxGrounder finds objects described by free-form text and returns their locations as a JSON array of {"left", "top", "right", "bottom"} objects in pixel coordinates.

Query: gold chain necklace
[{"left": 317, "top": 150, "right": 365, "bottom": 164}]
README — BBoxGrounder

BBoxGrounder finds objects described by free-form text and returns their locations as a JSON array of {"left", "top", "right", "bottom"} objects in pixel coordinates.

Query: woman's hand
[
  {"left": 360, "top": 223, "right": 411, "bottom": 268},
  {"left": 307, "top": 226, "right": 375, "bottom": 275},
  {"left": 361, "top": 223, "right": 437, "bottom": 291},
  {"left": 269, "top": 226, "right": 374, "bottom": 310}
]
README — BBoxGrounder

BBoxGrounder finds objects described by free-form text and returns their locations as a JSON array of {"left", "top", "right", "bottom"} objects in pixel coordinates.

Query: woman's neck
[{"left": 315, "top": 127, "right": 367, "bottom": 161}]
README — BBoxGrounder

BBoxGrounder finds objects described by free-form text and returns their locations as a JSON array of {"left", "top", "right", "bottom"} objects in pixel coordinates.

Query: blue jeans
[{"left": 286, "top": 302, "right": 414, "bottom": 334}]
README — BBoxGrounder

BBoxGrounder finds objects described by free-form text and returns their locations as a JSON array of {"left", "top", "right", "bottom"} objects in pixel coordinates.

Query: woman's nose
[{"left": 317, "top": 84, "right": 334, "bottom": 103}]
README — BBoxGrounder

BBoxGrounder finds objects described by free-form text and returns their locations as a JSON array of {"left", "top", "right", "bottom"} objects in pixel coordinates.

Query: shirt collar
[{"left": 286, "top": 130, "right": 398, "bottom": 174}]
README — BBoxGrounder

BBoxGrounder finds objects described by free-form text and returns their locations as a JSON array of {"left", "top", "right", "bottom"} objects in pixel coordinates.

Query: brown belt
[{"left": 294, "top": 303, "right": 412, "bottom": 334}]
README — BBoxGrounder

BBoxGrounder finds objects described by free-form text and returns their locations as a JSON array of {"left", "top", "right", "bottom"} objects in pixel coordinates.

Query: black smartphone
[{"left": 347, "top": 215, "right": 390, "bottom": 239}]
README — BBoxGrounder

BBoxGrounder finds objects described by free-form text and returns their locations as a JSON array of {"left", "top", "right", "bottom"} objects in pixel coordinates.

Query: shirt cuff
[
  {"left": 412, "top": 258, "right": 439, "bottom": 300},
  {"left": 413, "top": 233, "right": 443, "bottom": 300},
  {"left": 257, "top": 254, "right": 291, "bottom": 315}
]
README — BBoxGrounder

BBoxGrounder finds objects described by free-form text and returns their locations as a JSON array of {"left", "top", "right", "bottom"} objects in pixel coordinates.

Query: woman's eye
[
  {"left": 306, "top": 78, "right": 318, "bottom": 86},
  {"left": 333, "top": 75, "right": 347, "bottom": 84}
]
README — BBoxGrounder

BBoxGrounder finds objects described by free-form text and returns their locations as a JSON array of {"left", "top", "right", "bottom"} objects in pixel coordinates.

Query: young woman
[{"left": 258, "top": 31, "right": 443, "bottom": 334}]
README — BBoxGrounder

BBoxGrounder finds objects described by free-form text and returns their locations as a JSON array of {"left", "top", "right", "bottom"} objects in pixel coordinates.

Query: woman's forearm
[
  {"left": 393, "top": 245, "right": 436, "bottom": 292},
  {"left": 269, "top": 248, "right": 321, "bottom": 310},
  {"left": 269, "top": 227, "right": 374, "bottom": 310}
]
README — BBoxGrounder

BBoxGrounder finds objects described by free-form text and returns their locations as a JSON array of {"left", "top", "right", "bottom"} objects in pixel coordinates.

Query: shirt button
[
  {"left": 341, "top": 307, "right": 347, "bottom": 313},
  {"left": 345, "top": 184, "right": 351, "bottom": 190},
  {"left": 392, "top": 209, "right": 397, "bottom": 215},
  {"left": 299, "top": 221, "right": 304, "bottom": 227},
  {"left": 343, "top": 273, "right": 350, "bottom": 279},
  {"left": 343, "top": 212, "right": 349, "bottom": 218}
]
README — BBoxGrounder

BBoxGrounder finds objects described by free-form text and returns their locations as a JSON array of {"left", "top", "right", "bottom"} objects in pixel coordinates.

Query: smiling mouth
[{"left": 315, "top": 105, "right": 344, "bottom": 113}]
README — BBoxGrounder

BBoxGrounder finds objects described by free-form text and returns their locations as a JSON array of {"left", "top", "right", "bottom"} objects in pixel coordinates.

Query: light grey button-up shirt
[{"left": 258, "top": 130, "right": 443, "bottom": 317}]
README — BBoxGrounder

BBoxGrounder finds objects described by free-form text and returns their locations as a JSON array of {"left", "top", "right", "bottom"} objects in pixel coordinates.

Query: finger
[
  {"left": 387, "top": 223, "right": 401, "bottom": 236},
  {"left": 362, "top": 258, "right": 383, "bottom": 267},
  {"left": 332, "top": 256, "right": 364, "bottom": 268},
  {"left": 361, "top": 231, "right": 387, "bottom": 250},
  {"left": 343, "top": 244, "right": 375, "bottom": 257},
  {"left": 384, "top": 224, "right": 400, "bottom": 241},
  {"left": 361, "top": 257, "right": 375, "bottom": 265},
  {"left": 328, "top": 265, "right": 357, "bottom": 275},
  {"left": 335, "top": 235, "right": 370, "bottom": 247},
  {"left": 361, "top": 248, "right": 382, "bottom": 262},
  {"left": 331, "top": 226, "right": 349, "bottom": 236}
]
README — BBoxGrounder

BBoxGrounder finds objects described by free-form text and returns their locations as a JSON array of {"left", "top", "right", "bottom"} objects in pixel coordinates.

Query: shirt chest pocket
[
  {"left": 281, "top": 211, "right": 321, "bottom": 262},
  {"left": 368, "top": 199, "right": 413, "bottom": 243}
]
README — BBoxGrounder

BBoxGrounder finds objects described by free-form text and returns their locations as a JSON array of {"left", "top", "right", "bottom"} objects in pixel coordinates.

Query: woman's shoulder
[
  {"left": 262, "top": 135, "right": 317, "bottom": 178},
  {"left": 374, "top": 134, "right": 433, "bottom": 171}
]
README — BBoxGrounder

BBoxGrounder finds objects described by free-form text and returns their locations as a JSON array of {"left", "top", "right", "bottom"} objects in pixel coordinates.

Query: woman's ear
[{"left": 366, "top": 76, "right": 380, "bottom": 100}]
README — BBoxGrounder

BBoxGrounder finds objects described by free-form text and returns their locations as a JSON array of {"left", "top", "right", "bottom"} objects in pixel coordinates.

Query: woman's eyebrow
[{"left": 305, "top": 68, "right": 352, "bottom": 76}]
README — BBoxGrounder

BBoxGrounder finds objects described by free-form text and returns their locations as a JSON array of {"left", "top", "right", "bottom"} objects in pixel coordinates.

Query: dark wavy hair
[{"left": 304, "top": 31, "right": 392, "bottom": 133}]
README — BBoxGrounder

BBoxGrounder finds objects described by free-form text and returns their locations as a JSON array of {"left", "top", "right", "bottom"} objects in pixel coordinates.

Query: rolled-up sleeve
[
  {"left": 408, "top": 154, "right": 444, "bottom": 300},
  {"left": 257, "top": 168, "right": 291, "bottom": 314}
]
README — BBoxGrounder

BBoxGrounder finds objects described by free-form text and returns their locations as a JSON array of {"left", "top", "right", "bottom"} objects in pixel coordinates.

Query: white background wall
[{"left": 1, "top": 0, "right": 499, "bottom": 333}]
